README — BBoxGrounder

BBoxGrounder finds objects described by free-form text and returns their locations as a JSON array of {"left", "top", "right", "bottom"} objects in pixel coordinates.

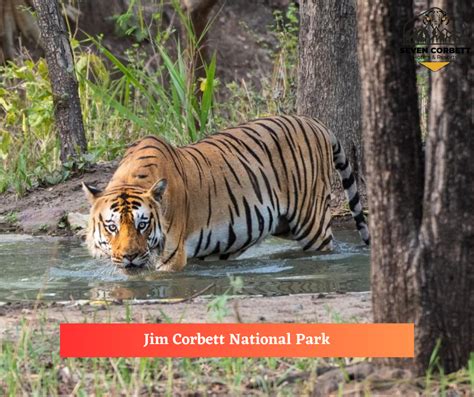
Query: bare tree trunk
[
  {"left": 181, "top": 0, "right": 218, "bottom": 82},
  {"left": 33, "top": 0, "right": 87, "bottom": 163},
  {"left": 417, "top": 0, "right": 474, "bottom": 374},
  {"left": 0, "top": 0, "right": 41, "bottom": 63},
  {"left": 297, "top": 0, "right": 364, "bottom": 189},
  {"left": 357, "top": 0, "right": 473, "bottom": 374}
]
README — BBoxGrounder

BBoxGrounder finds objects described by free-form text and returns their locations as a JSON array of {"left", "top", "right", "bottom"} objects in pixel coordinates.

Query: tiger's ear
[
  {"left": 149, "top": 179, "right": 167, "bottom": 203},
  {"left": 82, "top": 182, "right": 102, "bottom": 204}
]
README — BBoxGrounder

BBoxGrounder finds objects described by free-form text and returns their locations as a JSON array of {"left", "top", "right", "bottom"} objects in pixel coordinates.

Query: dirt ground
[
  {"left": 2, "top": 294, "right": 469, "bottom": 396},
  {"left": 0, "top": 291, "right": 372, "bottom": 339},
  {"left": 0, "top": 162, "right": 116, "bottom": 234}
]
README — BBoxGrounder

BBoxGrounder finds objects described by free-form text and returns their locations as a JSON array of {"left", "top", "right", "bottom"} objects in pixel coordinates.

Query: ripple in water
[{"left": 0, "top": 228, "right": 369, "bottom": 301}]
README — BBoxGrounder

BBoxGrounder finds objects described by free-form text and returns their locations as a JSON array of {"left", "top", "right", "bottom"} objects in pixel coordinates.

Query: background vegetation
[{"left": 0, "top": 1, "right": 299, "bottom": 195}]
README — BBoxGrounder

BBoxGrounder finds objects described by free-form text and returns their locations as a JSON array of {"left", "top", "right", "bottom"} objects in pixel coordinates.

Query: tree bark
[
  {"left": 0, "top": 0, "right": 41, "bottom": 64},
  {"left": 357, "top": 0, "right": 473, "bottom": 374},
  {"left": 181, "top": 0, "right": 218, "bottom": 81},
  {"left": 297, "top": 0, "right": 364, "bottom": 188},
  {"left": 33, "top": 0, "right": 87, "bottom": 163},
  {"left": 417, "top": 0, "right": 474, "bottom": 374}
]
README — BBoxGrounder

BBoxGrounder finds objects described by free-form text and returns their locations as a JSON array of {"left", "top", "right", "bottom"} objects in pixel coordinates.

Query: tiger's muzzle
[{"left": 112, "top": 251, "right": 150, "bottom": 270}]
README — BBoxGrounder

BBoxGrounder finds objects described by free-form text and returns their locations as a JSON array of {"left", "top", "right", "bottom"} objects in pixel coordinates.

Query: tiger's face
[{"left": 82, "top": 179, "right": 167, "bottom": 271}]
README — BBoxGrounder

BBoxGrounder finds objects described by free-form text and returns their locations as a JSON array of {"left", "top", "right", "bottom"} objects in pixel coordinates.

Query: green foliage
[
  {"left": 113, "top": 0, "right": 148, "bottom": 42},
  {"left": 270, "top": 1, "right": 299, "bottom": 113},
  {"left": 4, "top": 211, "right": 18, "bottom": 224}
]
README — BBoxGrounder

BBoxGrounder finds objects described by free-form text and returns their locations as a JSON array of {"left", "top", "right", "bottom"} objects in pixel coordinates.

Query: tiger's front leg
[{"left": 154, "top": 242, "right": 187, "bottom": 272}]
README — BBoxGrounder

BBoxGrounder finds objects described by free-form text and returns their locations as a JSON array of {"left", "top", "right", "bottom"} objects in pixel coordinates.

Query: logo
[{"left": 401, "top": 7, "right": 470, "bottom": 71}]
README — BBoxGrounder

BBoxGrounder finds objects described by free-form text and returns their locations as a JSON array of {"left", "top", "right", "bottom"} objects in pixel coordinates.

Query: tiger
[{"left": 83, "top": 115, "right": 369, "bottom": 272}]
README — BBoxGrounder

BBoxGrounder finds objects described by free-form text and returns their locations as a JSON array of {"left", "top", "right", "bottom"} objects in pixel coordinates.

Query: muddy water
[{"left": 0, "top": 229, "right": 370, "bottom": 301}]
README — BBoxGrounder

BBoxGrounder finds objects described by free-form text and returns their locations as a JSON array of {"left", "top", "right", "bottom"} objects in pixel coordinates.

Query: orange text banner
[{"left": 60, "top": 323, "right": 414, "bottom": 358}]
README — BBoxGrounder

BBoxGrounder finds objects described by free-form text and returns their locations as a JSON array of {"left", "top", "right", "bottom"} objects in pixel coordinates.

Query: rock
[
  {"left": 67, "top": 212, "right": 89, "bottom": 232},
  {"left": 19, "top": 208, "right": 66, "bottom": 234}
]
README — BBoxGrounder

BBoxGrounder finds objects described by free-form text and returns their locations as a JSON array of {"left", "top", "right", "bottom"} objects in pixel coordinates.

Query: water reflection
[{"left": 0, "top": 229, "right": 370, "bottom": 301}]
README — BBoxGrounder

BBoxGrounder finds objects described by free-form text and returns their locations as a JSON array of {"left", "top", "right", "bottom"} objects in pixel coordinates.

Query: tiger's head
[{"left": 82, "top": 179, "right": 168, "bottom": 271}]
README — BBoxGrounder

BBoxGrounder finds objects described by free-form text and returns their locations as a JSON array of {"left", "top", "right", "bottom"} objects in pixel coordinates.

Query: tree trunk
[
  {"left": 33, "top": 0, "right": 87, "bottom": 163},
  {"left": 0, "top": 0, "right": 41, "bottom": 64},
  {"left": 181, "top": 0, "right": 218, "bottom": 81},
  {"left": 357, "top": 0, "right": 473, "bottom": 374},
  {"left": 297, "top": 0, "right": 364, "bottom": 189},
  {"left": 417, "top": 0, "right": 474, "bottom": 374}
]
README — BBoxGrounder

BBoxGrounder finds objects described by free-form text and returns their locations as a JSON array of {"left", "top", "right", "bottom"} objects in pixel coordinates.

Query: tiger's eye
[
  {"left": 108, "top": 224, "right": 117, "bottom": 233},
  {"left": 138, "top": 221, "right": 147, "bottom": 230}
]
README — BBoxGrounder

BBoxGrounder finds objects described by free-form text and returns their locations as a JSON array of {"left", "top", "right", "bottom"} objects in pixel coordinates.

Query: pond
[{"left": 0, "top": 228, "right": 370, "bottom": 302}]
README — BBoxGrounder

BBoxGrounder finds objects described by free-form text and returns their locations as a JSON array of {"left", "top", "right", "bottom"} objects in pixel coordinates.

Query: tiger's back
[{"left": 180, "top": 115, "right": 336, "bottom": 259}]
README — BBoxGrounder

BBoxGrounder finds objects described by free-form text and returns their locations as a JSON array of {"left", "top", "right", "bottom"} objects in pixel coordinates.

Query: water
[{"left": 0, "top": 229, "right": 370, "bottom": 302}]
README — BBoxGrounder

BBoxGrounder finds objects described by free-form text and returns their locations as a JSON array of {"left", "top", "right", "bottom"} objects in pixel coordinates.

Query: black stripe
[
  {"left": 348, "top": 192, "right": 360, "bottom": 211},
  {"left": 162, "top": 246, "right": 179, "bottom": 264},
  {"left": 288, "top": 173, "right": 299, "bottom": 223},
  {"left": 184, "top": 149, "right": 205, "bottom": 187},
  {"left": 241, "top": 126, "right": 283, "bottom": 190},
  {"left": 220, "top": 153, "right": 243, "bottom": 187},
  {"left": 209, "top": 241, "right": 221, "bottom": 256},
  {"left": 336, "top": 159, "right": 349, "bottom": 171},
  {"left": 193, "top": 229, "right": 204, "bottom": 257},
  {"left": 220, "top": 132, "right": 264, "bottom": 167},
  {"left": 204, "top": 231, "right": 213, "bottom": 250},
  {"left": 255, "top": 122, "right": 289, "bottom": 182},
  {"left": 224, "top": 178, "right": 241, "bottom": 217},
  {"left": 137, "top": 155, "right": 159, "bottom": 160},
  {"left": 272, "top": 117, "right": 303, "bottom": 189},
  {"left": 241, "top": 162, "right": 263, "bottom": 204},
  {"left": 267, "top": 206, "right": 273, "bottom": 232},
  {"left": 302, "top": 200, "right": 331, "bottom": 249},
  {"left": 242, "top": 197, "right": 253, "bottom": 248},
  {"left": 342, "top": 174, "right": 355, "bottom": 190},
  {"left": 226, "top": 224, "right": 237, "bottom": 251},
  {"left": 353, "top": 212, "right": 366, "bottom": 229},
  {"left": 136, "top": 145, "right": 164, "bottom": 152},
  {"left": 259, "top": 168, "right": 275, "bottom": 208},
  {"left": 206, "top": 186, "right": 212, "bottom": 226},
  {"left": 317, "top": 234, "right": 333, "bottom": 251},
  {"left": 254, "top": 205, "right": 265, "bottom": 237},
  {"left": 297, "top": 193, "right": 330, "bottom": 240}
]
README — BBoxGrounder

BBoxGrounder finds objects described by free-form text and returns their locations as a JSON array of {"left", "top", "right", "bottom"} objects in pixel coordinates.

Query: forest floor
[{"left": 1, "top": 292, "right": 471, "bottom": 396}]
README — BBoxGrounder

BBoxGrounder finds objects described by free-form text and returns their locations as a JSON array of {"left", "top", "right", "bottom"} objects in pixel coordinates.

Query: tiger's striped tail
[{"left": 330, "top": 134, "right": 370, "bottom": 245}]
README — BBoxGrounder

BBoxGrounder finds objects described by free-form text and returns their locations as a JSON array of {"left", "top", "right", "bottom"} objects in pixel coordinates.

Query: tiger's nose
[{"left": 123, "top": 253, "right": 138, "bottom": 264}]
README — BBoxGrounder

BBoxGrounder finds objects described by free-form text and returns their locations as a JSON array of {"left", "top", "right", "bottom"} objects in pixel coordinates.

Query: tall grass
[
  {"left": 84, "top": 35, "right": 217, "bottom": 144},
  {"left": 0, "top": 1, "right": 219, "bottom": 195}
]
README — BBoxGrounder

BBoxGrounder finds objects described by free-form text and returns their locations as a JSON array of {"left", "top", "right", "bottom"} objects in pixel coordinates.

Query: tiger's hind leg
[{"left": 288, "top": 193, "right": 334, "bottom": 252}]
